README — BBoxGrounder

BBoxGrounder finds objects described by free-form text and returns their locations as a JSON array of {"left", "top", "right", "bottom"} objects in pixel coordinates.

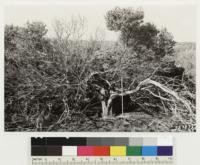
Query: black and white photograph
[{"left": 4, "top": 4, "right": 196, "bottom": 132}]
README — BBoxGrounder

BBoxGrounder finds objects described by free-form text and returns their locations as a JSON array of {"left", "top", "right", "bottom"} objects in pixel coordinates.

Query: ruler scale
[
  {"left": 31, "top": 137, "right": 174, "bottom": 165},
  {"left": 32, "top": 157, "right": 174, "bottom": 165}
]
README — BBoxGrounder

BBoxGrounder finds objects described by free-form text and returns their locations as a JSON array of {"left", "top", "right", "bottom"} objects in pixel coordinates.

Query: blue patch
[{"left": 142, "top": 146, "right": 157, "bottom": 156}]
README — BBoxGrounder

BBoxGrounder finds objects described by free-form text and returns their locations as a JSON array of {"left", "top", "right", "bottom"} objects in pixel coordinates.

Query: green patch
[{"left": 126, "top": 146, "right": 142, "bottom": 156}]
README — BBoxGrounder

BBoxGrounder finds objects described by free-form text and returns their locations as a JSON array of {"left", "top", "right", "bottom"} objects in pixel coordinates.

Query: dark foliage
[{"left": 105, "top": 7, "right": 176, "bottom": 59}]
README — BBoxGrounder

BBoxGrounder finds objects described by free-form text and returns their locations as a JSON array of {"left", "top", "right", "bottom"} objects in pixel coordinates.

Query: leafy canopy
[{"left": 105, "top": 7, "right": 175, "bottom": 59}]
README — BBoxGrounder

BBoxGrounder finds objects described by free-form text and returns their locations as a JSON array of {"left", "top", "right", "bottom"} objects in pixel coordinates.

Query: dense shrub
[{"left": 5, "top": 13, "right": 195, "bottom": 132}]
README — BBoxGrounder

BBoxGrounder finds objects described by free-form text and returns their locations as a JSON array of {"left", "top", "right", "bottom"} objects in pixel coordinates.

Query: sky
[{"left": 4, "top": 4, "right": 196, "bottom": 42}]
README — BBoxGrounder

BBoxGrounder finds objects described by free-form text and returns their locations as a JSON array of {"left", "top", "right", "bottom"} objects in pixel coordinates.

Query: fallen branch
[{"left": 104, "top": 78, "right": 193, "bottom": 118}]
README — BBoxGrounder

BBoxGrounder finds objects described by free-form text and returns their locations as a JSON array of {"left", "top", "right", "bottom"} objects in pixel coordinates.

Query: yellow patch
[{"left": 110, "top": 146, "right": 126, "bottom": 156}]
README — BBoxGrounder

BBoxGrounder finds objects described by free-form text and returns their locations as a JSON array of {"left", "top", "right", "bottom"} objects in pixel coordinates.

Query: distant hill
[{"left": 174, "top": 42, "right": 196, "bottom": 79}]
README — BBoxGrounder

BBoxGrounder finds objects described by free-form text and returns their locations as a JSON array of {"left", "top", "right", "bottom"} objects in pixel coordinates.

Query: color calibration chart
[{"left": 31, "top": 137, "right": 174, "bottom": 165}]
